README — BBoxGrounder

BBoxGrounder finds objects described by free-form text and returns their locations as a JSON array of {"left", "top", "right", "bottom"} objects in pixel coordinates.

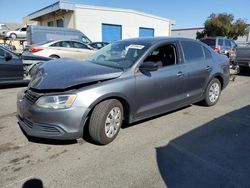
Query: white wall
[
  {"left": 39, "top": 12, "right": 74, "bottom": 28},
  {"left": 171, "top": 29, "right": 204, "bottom": 39},
  {"left": 74, "top": 7, "right": 170, "bottom": 42}
]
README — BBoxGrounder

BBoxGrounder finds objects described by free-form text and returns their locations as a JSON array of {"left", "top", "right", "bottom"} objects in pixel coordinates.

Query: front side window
[
  {"left": 225, "top": 39, "right": 231, "bottom": 47},
  {"left": 218, "top": 39, "right": 223, "bottom": 46},
  {"left": 87, "top": 41, "right": 150, "bottom": 69},
  {"left": 144, "top": 43, "right": 177, "bottom": 68},
  {"left": 72, "top": 42, "right": 88, "bottom": 49},
  {"left": 181, "top": 41, "right": 204, "bottom": 62},
  {"left": 21, "top": 28, "right": 26, "bottom": 32},
  {"left": 0, "top": 48, "right": 5, "bottom": 57}
]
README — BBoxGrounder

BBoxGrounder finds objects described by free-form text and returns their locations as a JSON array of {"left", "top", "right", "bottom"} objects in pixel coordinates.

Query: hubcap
[
  {"left": 209, "top": 83, "right": 220, "bottom": 103},
  {"left": 105, "top": 107, "right": 121, "bottom": 138}
]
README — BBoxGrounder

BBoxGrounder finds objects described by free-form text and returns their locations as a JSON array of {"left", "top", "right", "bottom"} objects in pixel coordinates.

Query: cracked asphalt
[{"left": 0, "top": 75, "right": 250, "bottom": 188}]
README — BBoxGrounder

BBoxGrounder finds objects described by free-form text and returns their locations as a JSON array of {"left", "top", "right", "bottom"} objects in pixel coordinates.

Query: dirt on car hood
[{"left": 28, "top": 59, "right": 123, "bottom": 91}]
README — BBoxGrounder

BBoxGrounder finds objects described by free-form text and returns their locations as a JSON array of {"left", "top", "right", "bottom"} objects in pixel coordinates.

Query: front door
[
  {"left": 134, "top": 43, "right": 185, "bottom": 120},
  {"left": 0, "top": 48, "right": 23, "bottom": 81}
]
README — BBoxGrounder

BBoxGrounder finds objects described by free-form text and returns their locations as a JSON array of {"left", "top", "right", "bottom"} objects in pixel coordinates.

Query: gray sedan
[{"left": 17, "top": 37, "right": 230, "bottom": 145}]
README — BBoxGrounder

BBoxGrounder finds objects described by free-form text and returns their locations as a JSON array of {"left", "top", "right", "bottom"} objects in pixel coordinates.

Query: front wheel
[
  {"left": 89, "top": 99, "right": 123, "bottom": 145},
  {"left": 203, "top": 78, "right": 221, "bottom": 106}
]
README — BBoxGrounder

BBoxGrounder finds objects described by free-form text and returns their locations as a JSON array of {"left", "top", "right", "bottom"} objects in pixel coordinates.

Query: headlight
[{"left": 36, "top": 94, "right": 77, "bottom": 109}]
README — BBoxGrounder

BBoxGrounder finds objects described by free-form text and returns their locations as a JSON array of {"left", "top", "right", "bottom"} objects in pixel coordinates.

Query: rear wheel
[
  {"left": 89, "top": 99, "right": 123, "bottom": 145},
  {"left": 203, "top": 78, "right": 221, "bottom": 106},
  {"left": 10, "top": 33, "right": 17, "bottom": 39}
]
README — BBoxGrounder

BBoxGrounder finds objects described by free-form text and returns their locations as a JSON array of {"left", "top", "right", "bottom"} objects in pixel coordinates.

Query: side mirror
[
  {"left": 5, "top": 52, "right": 12, "bottom": 61},
  {"left": 139, "top": 61, "right": 158, "bottom": 72}
]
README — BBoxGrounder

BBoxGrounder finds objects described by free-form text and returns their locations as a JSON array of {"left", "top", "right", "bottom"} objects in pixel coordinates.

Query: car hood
[{"left": 28, "top": 59, "right": 123, "bottom": 91}]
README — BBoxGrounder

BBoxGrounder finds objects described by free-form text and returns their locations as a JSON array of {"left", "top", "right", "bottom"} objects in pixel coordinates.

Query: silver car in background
[
  {"left": 17, "top": 37, "right": 230, "bottom": 145},
  {"left": 28, "top": 40, "right": 95, "bottom": 60},
  {"left": 5, "top": 27, "right": 27, "bottom": 39}
]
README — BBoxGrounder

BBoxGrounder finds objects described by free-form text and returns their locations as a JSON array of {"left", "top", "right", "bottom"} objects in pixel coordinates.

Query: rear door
[
  {"left": 0, "top": 47, "right": 23, "bottom": 81},
  {"left": 180, "top": 40, "right": 213, "bottom": 103}
]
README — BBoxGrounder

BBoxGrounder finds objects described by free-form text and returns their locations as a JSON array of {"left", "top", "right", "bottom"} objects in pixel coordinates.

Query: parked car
[
  {"left": 0, "top": 43, "right": 16, "bottom": 51},
  {"left": 26, "top": 25, "right": 92, "bottom": 47},
  {"left": 0, "top": 46, "right": 51, "bottom": 85},
  {"left": 17, "top": 37, "right": 230, "bottom": 145},
  {"left": 200, "top": 37, "right": 237, "bottom": 57},
  {"left": 28, "top": 40, "right": 95, "bottom": 59},
  {"left": 0, "top": 24, "right": 10, "bottom": 37},
  {"left": 89, "top": 42, "right": 109, "bottom": 49},
  {"left": 235, "top": 45, "right": 250, "bottom": 72},
  {"left": 5, "top": 27, "right": 27, "bottom": 39}
]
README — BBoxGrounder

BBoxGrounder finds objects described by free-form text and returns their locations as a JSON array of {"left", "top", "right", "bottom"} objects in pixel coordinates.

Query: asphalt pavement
[{"left": 0, "top": 75, "right": 250, "bottom": 188}]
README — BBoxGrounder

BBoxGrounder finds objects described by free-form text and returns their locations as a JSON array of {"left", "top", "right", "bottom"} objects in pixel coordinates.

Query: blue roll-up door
[
  {"left": 139, "top": 27, "right": 154, "bottom": 37},
  {"left": 102, "top": 24, "right": 122, "bottom": 43}
]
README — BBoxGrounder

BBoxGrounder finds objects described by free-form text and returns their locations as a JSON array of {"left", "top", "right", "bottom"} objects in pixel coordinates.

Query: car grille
[
  {"left": 23, "top": 118, "right": 33, "bottom": 129},
  {"left": 21, "top": 117, "right": 61, "bottom": 134},
  {"left": 24, "top": 90, "right": 40, "bottom": 104}
]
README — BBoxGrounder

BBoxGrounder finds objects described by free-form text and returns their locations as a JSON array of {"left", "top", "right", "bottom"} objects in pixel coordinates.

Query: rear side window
[
  {"left": 51, "top": 41, "right": 71, "bottom": 48},
  {"left": 181, "top": 41, "right": 204, "bottom": 62},
  {"left": 203, "top": 47, "right": 212, "bottom": 59}
]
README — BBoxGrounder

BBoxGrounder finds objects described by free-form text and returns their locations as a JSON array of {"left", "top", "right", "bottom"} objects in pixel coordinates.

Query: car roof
[{"left": 119, "top": 37, "right": 199, "bottom": 45}]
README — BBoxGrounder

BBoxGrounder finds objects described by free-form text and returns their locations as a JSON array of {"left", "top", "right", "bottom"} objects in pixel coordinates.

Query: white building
[
  {"left": 171, "top": 26, "right": 250, "bottom": 45},
  {"left": 24, "top": 1, "right": 172, "bottom": 42}
]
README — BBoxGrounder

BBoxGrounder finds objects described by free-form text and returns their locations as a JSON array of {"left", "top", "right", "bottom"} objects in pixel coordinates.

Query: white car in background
[
  {"left": 5, "top": 27, "right": 27, "bottom": 39},
  {"left": 28, "top": 40, "right": 95, "bottom": 60}
]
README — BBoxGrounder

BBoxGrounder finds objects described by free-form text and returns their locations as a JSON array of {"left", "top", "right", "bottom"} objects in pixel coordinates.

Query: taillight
[
  {"left": 214, "top": 46, "right": 221, "bottom": 53},
  {"left": 29, "top": 48, "right": 43, "bottom": 53}
]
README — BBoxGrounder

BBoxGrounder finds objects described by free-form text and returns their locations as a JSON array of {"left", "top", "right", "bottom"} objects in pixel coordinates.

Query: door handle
[
  {"left": 177, "top": 72, "right": 184, "bottom": 77},
  {"left": 206, "top": 66, "right": 212, "bottom": 71}
]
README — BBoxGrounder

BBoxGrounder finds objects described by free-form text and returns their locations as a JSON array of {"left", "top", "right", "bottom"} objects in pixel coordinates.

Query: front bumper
[{"left": 17, "top": 91, "right": 90, "bottom": 140}]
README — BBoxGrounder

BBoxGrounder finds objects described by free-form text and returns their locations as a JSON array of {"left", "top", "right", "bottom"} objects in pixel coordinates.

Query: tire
[
  {"left": 10, "top": 33, "right": 17, "bottom": 39},
  {"left": 203, "top": 78, "right": 221, "bottom": 106},
  {"left": 89, "top": 99, "right": 123, "bottom": 145},
  {"left": 49, "top": 55, "right": 60, "bottom": 59}
]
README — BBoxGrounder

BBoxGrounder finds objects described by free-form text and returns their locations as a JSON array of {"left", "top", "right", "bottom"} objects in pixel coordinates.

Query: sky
[{"left": 0, "top": 0, "right": 249, "bottom": 29}]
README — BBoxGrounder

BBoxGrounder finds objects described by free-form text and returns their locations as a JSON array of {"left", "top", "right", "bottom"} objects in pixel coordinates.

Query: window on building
[
  {"left": 56, "top": 19, "right": 64, "bottom": 27},
  {"left": 139, "top": 27, "right": 154, "bottom": 37},
  {"left": 102, "top": 24, "right": 122, "bottom": 43},
  {"left": 181, "top": 41, "right": 204, "bottom": 62},
  {"left": 47, "top": 21, "right": 54, "bottom": 27}
]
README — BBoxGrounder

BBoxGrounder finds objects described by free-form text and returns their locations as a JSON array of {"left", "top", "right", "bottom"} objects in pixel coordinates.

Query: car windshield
[{"left": 87, "top": 41, "right": 150, "bottom": 69}]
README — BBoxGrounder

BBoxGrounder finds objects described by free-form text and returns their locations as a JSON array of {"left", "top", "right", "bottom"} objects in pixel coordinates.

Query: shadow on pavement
[
  {"left": 22, "top": 178, "right": 43, "bottom": 188},
  {"left": 156, "top": 105, "right": 250, "bottom": 188},
  {"left": 0, "top": 83, "right": 28, "bottom": 89}
]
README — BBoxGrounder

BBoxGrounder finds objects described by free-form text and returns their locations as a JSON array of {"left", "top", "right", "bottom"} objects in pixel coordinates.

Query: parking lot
[{"left": 0, "top": 74, "right": 250, "bottom": 188}]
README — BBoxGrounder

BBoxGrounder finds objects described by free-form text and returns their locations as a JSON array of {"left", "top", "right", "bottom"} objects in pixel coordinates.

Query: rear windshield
[{"left": 200, "top": 39, "right": 216, "bottom": 48}]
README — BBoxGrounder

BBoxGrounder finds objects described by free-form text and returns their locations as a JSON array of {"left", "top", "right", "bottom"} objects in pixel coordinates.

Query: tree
[{"left": 196, "top": 13, "right": 249, "bottom": 40}]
